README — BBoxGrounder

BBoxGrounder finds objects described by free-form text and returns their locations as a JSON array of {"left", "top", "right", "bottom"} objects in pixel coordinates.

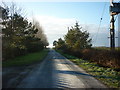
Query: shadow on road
[{"left": 55, "top": 70, "right": 117, "bottom": 80}]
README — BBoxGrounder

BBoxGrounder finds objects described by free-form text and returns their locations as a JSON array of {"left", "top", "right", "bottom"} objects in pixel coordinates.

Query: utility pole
[
  {"left": 110, "top": 15, "right": 115, "bottom": 49},
  {"left": 109, "top": 0, "right": 120, "bottom": 50}
]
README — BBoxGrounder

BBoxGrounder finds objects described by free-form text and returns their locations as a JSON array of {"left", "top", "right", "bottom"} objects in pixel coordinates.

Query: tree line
[
  {"left": 0, "top": 3, "right": 49, "bottom": 60},
  {"left": 53, "top": 22, "right": 92, "bottom": 57},
  {"left": 53, "top": 22, "right": 120, "bottom": 69}
]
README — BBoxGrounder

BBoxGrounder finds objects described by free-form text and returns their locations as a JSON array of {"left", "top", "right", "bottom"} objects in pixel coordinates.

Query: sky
[{"left": 2, "top": 1, "right": 119, "bottom": 47}]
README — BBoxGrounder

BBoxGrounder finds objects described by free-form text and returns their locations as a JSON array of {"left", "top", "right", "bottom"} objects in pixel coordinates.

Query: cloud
[
  {"left": 81, "top": 24, "right": 109, "bottom": 33},
  {"left": 28, "top": 15, "right": 110, "bottom": 47},
  {"left": 2, "top": 0, "right": 111, "bottom": 2},
  {"left": 31, "top": 15, "right": 76, "bottom": 46}
]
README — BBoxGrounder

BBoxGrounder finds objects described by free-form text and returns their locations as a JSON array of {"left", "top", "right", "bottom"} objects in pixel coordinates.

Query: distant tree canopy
[
  {"left": 53, "top": 38, "right": 67, "bottom": 50},
  {"left": 1, "top": 3, "right": 49, "bottom": 60},
  {"left": 53, "top": 22, "right": 92, "bottom": 56}
]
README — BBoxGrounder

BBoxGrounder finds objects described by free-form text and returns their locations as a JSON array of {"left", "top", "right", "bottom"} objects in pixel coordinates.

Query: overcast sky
[{"left": 3, "top": 1, "right": 119, "bottom": 47}]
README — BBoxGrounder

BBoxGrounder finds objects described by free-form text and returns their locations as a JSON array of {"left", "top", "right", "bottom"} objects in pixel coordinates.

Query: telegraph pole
[
  {"left": 109, "top": 0, "right": 120, "bottom": 50},
  {"left": 110, "top": 15, "right": 115, "bottom": 50}
]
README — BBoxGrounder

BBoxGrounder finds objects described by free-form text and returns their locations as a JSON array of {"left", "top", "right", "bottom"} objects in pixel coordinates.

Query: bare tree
[{"left": 32, "top": 18, "right": 49, "bottom": 47}]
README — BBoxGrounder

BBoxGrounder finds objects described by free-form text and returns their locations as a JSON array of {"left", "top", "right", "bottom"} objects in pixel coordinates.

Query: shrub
[{"left": 81, "top": 48, "right": 120, "bottom": 69}]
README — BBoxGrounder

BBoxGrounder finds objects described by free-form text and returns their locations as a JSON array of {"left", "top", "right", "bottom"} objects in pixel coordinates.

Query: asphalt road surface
[{"left": 3, "top": 49, "right": 107, "bottom": 88}]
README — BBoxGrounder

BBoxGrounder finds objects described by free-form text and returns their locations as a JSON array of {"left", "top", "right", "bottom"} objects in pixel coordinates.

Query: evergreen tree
[
  {"left": 65, "top": 22, "right": 92, "bottom": 52},
  {"left": 53, "top": 40, "right": 58, "bottom": 47},
  {"left": 1, "top": 3, "right": 49, "bottom": 60}
]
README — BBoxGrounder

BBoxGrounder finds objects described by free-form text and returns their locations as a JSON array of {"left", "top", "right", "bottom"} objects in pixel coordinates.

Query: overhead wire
[{"left": 94, "top": 3, "right": 107, "bottom": 47}]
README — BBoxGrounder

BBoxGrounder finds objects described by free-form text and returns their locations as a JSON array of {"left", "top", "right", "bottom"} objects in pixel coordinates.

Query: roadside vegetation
[
  {"left": 81, "top": 48, "right": 120, "bottom": 69},
  {"left": 1, "top": 3, "right": 49, "bottom": 62},
  {"left": 53, "top": 22, "right": 120, "bottom": 88},
  {"left": 57, "top": 50, "right": 120, "bottom": 88},
  {"left": 53, "top": 22, "right": 120, "bottom": 69},
  {"left": 3, "top": 49, "right": 49, "bottom": 67}
]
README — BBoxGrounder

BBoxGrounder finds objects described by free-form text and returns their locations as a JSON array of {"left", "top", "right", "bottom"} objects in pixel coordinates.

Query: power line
[{"left": 94, "top": 3, "right": 107, "bottom": 47}]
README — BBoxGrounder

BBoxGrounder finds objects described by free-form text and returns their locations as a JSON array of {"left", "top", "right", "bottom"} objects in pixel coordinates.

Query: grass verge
[
  {"left": 3, "top": 49, "right": 49, "bottom": 67},
  {"left": 57, "top": 50, "right": 120, "bottom": 88}
]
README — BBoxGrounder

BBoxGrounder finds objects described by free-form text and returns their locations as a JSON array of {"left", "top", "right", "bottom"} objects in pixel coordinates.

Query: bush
[{"left": 81, "top": 48, "right": 120, "bottom": 69}]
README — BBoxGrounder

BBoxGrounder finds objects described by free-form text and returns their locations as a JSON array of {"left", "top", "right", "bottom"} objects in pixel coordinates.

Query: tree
[
  {"left": 64, "top": 22, "right": 92, "bottom": 52},
  {"left": 53, "top": 38, "right": 67, "bottom": 50},
  {"left": 53, "top": 40, "right": 57, "bottom": 47},
  {"left": 2, "top": 6, "right": 29, "bottom": 59},
  {"left": 1, "top": 2, "right": 49, "bottom": 60},
  {"left": 33, "top": 19, "right": 49, "bottom": 47}
]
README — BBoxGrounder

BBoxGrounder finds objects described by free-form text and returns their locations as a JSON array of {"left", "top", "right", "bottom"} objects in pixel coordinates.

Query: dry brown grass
[{"left": 81, "top": 48, "right": 120, "bottom": 69}]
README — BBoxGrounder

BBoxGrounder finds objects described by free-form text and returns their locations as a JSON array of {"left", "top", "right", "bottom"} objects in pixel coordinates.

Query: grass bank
[
  {"left": 3, "top": 49, "right": 49, "bottom": 67},
  {"left": 57, "top": 50, "right": 120, "bottom": 88}
]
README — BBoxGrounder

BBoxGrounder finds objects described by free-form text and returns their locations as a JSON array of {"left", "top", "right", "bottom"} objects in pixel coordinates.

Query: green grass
[
  {"left": 3, "top": 49, "right": 49, "bottom": 67},
  {"left": 57, "top": 50, "right": 120, "bottom": 88}
]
